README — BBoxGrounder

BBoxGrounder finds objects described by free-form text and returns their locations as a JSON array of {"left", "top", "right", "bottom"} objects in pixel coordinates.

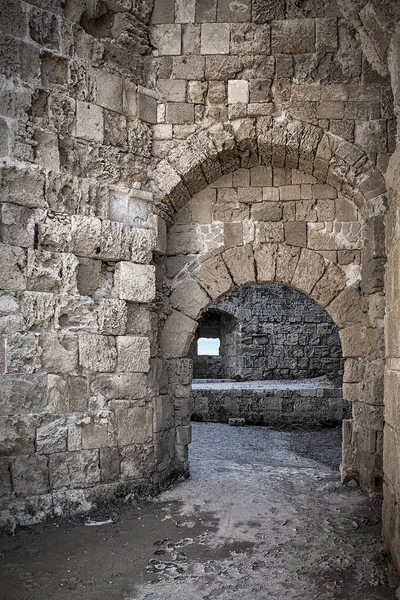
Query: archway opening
[{"left": 186, "top": 283, "right": 346, "bottom": 479}]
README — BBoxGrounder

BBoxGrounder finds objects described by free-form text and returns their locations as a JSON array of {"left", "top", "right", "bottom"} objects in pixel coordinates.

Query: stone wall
[
  {"left": 191, "top": 379, "right": 346, "bottom": 426},
  {"left": 191, "top": 284, "right": 343, "bottom": 380},
  {"left": 0, "top": 0, "right": 182, "bottom": 528},
  {"left": 0, "top": 0, "right": 397, "bottom": 550}
]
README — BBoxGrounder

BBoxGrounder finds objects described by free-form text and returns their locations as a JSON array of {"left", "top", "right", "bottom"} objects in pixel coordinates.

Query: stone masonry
[
  {"left": 1, "top": 0, "right": 400, "bottom": 577},
  {"left": 191, "top": 284, "right": 343, "bottom": 380}
]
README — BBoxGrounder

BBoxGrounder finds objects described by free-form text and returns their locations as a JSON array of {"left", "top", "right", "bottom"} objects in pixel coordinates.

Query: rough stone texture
[
  {"left": 190, "top": 284, "right": 343, "bottom": 381},
  {"left": 0, "top": 0, "right": 397, "bottom": 551},
  {"left": 191, "top": 378, "right": 346, "bottom": 426}
]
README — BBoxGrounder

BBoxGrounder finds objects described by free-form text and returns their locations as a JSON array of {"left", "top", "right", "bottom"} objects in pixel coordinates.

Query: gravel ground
[{"left": 0, "top": 422, "right": 397, "bottom": 600}]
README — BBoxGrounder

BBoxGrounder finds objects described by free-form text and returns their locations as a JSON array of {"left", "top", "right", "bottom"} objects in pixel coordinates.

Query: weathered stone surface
[
  {"left": 117, "top": 336, "right": 151, "bottom": 372},
  {"left": 36, "top": 417, "right": 67, "bottom": 454},
  {"left": 0, "top": 243, "right": 26, "bottom": 291},
  {"left": 114, "top": 262, "right": 156, "bottom": 303},
  {"left": 291, "top": 249, "right": 326, "bottom": 294},
  {"left": 0, "top": 374, "right": 47, "bottom": 415},
  {"left": 39, "top": 334, "right": 78, "bottom": 374},
  {"left": 0, "top": 417, "right": 36, "bottom": 456},
  {"left": 201, "top": 23, "right": 230, "bottom": 54},
  {"left": 194, "top": 255, "right": 234, "bottom": 300},
  {"left": 27, "top": 249, "right": 78, "bottom": 294},
  {"left": 12, "top": 455, "right": 49, "bottom": 496},
  {"left": 169, "top": 277, "right": 210, "bottom": 319},
  {"left": 116, "top": 407, "right": 152, "bottom": 446},
  {"left": 159, "top": 309, "right": 197, "bottom": 358},
  {"left": 223, "top": 244, "right": 255, "bottom": 286},
  {"left": 90, "top": 373, "right": 148, "bottom": 401},
  {"left": 49, "top": 450, "right": 100, "bottom": 489},
  {"left": 78, "top": 335, "right": 117, "bottom": 372}
]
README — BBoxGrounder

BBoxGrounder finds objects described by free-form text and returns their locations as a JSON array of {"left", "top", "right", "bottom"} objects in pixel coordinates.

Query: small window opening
[{"left": 197, "top": 337, "right": 220, "bottom": 356}]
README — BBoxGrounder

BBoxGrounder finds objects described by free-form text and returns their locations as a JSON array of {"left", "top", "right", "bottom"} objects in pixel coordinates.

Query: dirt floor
[{"left": 0, "top": 422, "right": 398, "bottom": 600}]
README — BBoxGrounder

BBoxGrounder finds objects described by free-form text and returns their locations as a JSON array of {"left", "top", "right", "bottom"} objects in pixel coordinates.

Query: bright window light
[{"left": 197, "top": 337, "right": 220, "bottom": 356}]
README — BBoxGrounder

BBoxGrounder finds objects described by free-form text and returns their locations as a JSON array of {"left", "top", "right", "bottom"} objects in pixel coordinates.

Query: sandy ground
[{"left": 0, "top": 422, "right": 397, "bottom": 600}]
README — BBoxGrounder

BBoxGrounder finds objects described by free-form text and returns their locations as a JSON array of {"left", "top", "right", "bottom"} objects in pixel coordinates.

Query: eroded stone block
[{"left": 114, "top": 262, "right": 156, "bottom": 303}]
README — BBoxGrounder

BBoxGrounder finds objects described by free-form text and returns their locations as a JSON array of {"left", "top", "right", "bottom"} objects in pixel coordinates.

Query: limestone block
[
  {"left": 78, "top": 335, "right": 117, "bottom": 372},
  {"left": 0, "top": 292, "right": 24, "bottom": 334},
  {"left": 256, "top": 222, "right": 284, "bottom": 244},
  {"left": 36, "top": 417, "right": 67, "bottom": 454},
  {"left": 71, "top": 215, "right": 102, "bottom": 257},
  {"left": 165, "top": 102, "right": 195, "bottom": 124},
  {"left": 0, "top": 374, "right": 47, "bottom": 415},
  {"left": 237, "top": 187, "right": 262, "bottom": 203},
  {"left": 151, "top": 0, "right": 174, "bottom": 23},
  {"left": 95, "top": 69, "right": 123, "bottom": 113},
  {"left": 47, "top": 374, "right": 88, "bottom": 413},
  {"left": 224, "top": 222, "right": 244, "bottom": 248},
  {"left": 153, "top": 395, "right": 174, "bottom": 433},
  {"left": 223, "top": 245, "right": 255, "bottom": 286},
  {"left": 55, "top": 295, "right": 98, "bottom": 333},
  {"left": 172, "top": 56, "right": 205, "bottom": 79},
  {"left": 137, "top": 91, "right": 157, "bottom": 124},
  {"left": 201, "top": 23, "right": 230, "bottom": 54},
  {"left": 116, "top": 407, "right": 152, "bottom": 445},
  {"left": 117, "top": 336, "right": 151, "bottom": 372},
  {"left": 228, "top": 80, "right": 248, "bottom": 104},
  {"left": 336, "top": 197, "right": 358, "bottom": 221},
  {"left": 0, "top": 243, "right": 26, "bottom": 291},
  {"left": 361, "top": 360, "right": 384, "bottom": 406},
  {"left": 100, "top": 447, "right": 120, "bottom": 482},
  {"left": 176, "top": 424, "right": 192, "bottom": 446},
  {"left": 129, "top": 228, "right": 156, "bottom": 264},
  {"left": 343, "top": 358, "right": 365, "bottom": 383},
  {"left": 291, "top": 248, "right": 326, "bottom": 294},
  {"left": 0, "top": 416, "right": 36, "bottom": 456},
  {"left": 81, "top": 419, "right": 110, "bottom": 450},
  {"left": 340, "top": 325, "right": 383, "bottom": 360},
  {"left": 27, "top": 249, "right": 78, "bottom": 294},
  {"left": 328, "top": 287, "right": 368, "bottom": 329},
  {"left": 49, "top": 450, "right": 100, "bottom": 489},
  {"left": 98, "top": 299, "right": 127, "bottom": 336},
  {"left": 271, "top": 19, "right": 315, "bottom": 54},
  {"left": 151, "top": 24, "right": 182, "bottom": 55},
  {"left": 194, "top": 255, "right": 233, "bottom": 300},
  {"left": 170, "top": 277, "right": 210, "bottom": 319},
  {"left": 6, "top": 332, "right": 41, "bottom": 374},
  {"left": 126, "top": 304, "right": 154, "bottom": 336},
  {"left": 254, "top": 243, "right": 276, "bottom": 283},
  {"left": 39, "top": 334, "right": 78, "bottom": 374},
  {"left": 114, "top": 262, "right": 156, "bottom": 303},
  {"left": 0, "top": 166, "right": 45, "bottom": 209},
  {"left": 120, "top": 443, "right": 154, "bottom": 479},
  {"left": 39, "top": 214, "right": 73, "bottom": 253},
  {"left": 157, "top": 79, "right": 186, "bottom": 102},
  {"left": 284, "top": 221, "right": 307, "bottom": 247},
  {"left": 159, "top": 309, "right": 197, "bottom": 358},
  {"left": 12, "top": 455, "right": 49, "bottom": 496},
  {"left": 75, "top": 101, "right": 103, "bottom": 143},
  {"left": 312, "top": 263, "right": 346, "bottom": 307},
  {"left": 187, "top": 80, "right": 207, "bottom": 104},
  {"left": 0, "top": 458, "right": 12, "bottom": 497},
  {"left": 98, "top": 220, "right": 129, "bottom": 261},
  {"left": 46, "top": 172, "right": 108, "bottom": 218},
  {"left": 90, "top": 373, "right": 148, "bottom": 401},
  {"left": 34, "top": 129, "right": 60, "bottom": 171},
  {"left": 308, "top": 222, "right": 363, "bottom": 251},
  {"left": 1, "top": 203, "right": 36, "bottom": 248},
  {"left": 77, "top": 258, "right": 102, "bottom": 296}
]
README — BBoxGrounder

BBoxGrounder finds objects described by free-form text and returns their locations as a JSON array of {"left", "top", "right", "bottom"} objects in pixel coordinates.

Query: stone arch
[
  {"left": 156, "top": 137, "right": 386, "bottom": 494},
  {"left": 159, "top": 242, "right": 382, "bottom": 487},
  {"left": 150, "top": 117, "right": 387, "bottom": 221}
]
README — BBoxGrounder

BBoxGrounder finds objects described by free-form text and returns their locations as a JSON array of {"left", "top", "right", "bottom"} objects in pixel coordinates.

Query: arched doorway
[{"left": 158, "top": 150, "right": 385, "bottom": 495}]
